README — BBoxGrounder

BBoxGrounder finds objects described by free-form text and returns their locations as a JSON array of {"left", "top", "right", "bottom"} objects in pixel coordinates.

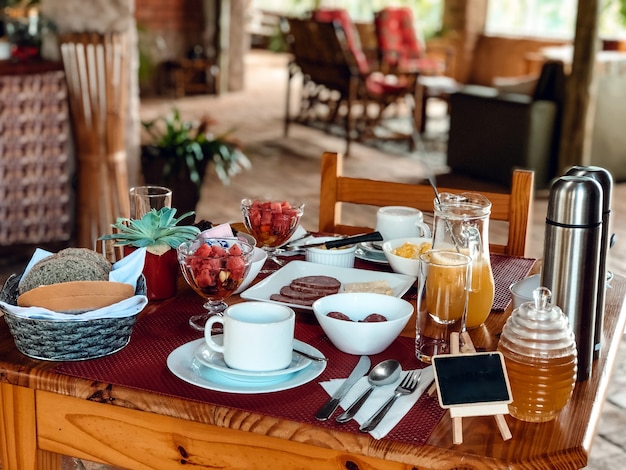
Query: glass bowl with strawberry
[
  {"left": 241, "top": 198, "right": 304, "bottom": 273},
  {"left": 177, "top": 237, "right": 254, "bottom": 331}
]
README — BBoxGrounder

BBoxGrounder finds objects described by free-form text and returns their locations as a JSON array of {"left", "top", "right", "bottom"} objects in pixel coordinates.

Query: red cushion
[{"left": 375, "top": 7, "right": 424, "bottom": 68}]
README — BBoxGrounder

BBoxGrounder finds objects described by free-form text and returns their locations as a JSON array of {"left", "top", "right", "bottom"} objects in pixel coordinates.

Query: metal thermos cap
[
  {"left": 565, "top": 166, "right": 613, "bottom": 214},
  {"left": 546, "top": 176, "right": 602, "bottom": 226}
]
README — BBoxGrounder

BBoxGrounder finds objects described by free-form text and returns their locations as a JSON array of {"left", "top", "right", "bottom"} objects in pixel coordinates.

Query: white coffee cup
[
  {"left": 204, "top": 302, "right": 295, "bottom": 372},
  {"left": 376, "top": 206, "right": 431, "bottom": 241}
]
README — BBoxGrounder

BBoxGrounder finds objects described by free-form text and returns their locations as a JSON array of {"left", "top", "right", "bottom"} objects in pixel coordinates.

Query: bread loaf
[
  {"left": 16, "top": 248, "right": 127, "bottom": 313},
  {"left": 17, "top": 281, "right": 135, "bottom": 313},
  {"left": 19, "top": 251, "right": 111, "bottom": 295}
]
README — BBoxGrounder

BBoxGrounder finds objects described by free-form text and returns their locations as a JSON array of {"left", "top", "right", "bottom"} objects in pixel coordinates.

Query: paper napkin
[
  {"left": 320, "top": 366, "right": 434, "bottom": 439},
  {"left": 199, "top": 222, "right": 235, "bottom": 239}
]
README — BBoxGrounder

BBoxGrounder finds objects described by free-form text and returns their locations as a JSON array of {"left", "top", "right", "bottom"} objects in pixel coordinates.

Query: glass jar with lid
[{"left": 497, "top": 286, "right": 577, "bottom": 422}]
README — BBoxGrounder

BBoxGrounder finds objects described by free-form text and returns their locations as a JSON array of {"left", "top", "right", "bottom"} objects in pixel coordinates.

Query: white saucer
[
  {"left": 356, "top": 242, "right": 388, "bottom": 264},
  {"left": 167, "top": 338, "right": 326, "bottom": 394},
  {"left": 194, "top": 336, "right": 312, "bottom": 383}
]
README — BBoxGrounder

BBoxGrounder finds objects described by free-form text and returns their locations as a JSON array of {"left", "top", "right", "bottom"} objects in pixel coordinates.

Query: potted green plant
[
  {"left": 140, "top": 108, "right": 251, "bottom": 218},
  {"left": 99, "top": 207, "right": 201, "bottom": 300}
]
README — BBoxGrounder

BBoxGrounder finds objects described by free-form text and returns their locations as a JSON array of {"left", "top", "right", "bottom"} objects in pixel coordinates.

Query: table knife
[
  {"left": 288, "top": 232, "right": 382, "bottom": 251},
  {"left": 315, "top": 355, "right": 371, "bottom": 421}
]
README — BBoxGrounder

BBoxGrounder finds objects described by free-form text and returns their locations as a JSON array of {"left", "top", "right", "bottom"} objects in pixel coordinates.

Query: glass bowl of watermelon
[
  {"left": 177, "top": 237, "right": 254, "bottom": 331},
  {"left": 240, "top": 199, "right": 304, "bottom": 272}
]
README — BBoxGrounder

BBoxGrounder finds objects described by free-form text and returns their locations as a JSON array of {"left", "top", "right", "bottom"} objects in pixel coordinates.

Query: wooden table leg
[{"left": 0, "top": 383, "right": 61, "bottom": 470}]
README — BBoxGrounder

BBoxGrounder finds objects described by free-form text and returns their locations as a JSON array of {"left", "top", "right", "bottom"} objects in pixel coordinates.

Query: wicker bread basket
[{"left": 0, "top": 273, "right": 146, "bottom": 361}]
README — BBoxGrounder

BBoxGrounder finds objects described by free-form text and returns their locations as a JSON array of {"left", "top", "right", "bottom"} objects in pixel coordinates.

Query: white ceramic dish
[
  {"left": 194, "top": 336, "right": 311, "bottom": 382},
  {"left": 355, "top": 242, "right": 388, "bottom": 264},
  {"left": 509, "top": 274, "right": 541, "bottom": 309},
  {"left": 382, "top": 237, "right": 433, "bottom": 277},
  {"left": 312, "top": 293, "right": 414, "bottom": 355},
  {"left": 240, "top": 260, "right": 416, "bottom": 310},
  {"left": 167, "top": 338, "right": 326, "bottom": 394},
  {"left": 305, "top": 237, "right": 357, "bottom": 268}
]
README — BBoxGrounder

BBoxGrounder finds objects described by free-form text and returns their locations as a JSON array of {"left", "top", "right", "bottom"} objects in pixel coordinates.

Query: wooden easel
[{"left": 434, "top": 332, "right": 512, "bottom": 445}]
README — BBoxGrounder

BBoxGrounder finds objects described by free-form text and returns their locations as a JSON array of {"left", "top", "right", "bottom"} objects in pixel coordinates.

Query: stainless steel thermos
[
  {"left": 541, "top": 175, "right": 603, "bottom": 381},
  {"left": 564, "top": 166, "right": 613, "bottom": 359}
]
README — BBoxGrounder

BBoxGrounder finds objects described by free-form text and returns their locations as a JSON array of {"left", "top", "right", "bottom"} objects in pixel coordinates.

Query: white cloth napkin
[
  {"left": 1, "top": 248, "right": 148, "bottom": 321},
  {"left": 320, "top": 366, "right": 434, "bottom": 439}
]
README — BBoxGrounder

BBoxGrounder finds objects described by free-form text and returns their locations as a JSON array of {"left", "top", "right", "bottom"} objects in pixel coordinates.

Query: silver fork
[{"left": 359, "top": 370, "right": 422, "bottom": 432}]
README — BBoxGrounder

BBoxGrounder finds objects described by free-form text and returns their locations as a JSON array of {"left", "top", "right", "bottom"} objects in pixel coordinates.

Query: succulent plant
[{"left": 99, "top": 207, "right": 201, "bottom": 255}]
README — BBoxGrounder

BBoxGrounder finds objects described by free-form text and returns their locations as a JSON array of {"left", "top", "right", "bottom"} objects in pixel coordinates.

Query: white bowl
[
  {"left": 237, "top": 232, "right": 257, "bottom": 248},
  {"left": 509, "top": 274, "right": 540, "bottom": 309},
  {"left": 312, "top": 293, "right": 413, "bottom": 355},
  {"left": 382, "top": 237, "right": 433, "bottom": 277},
  {"left": 234, "top": 247, "right": 267, "bottom": 294},
  {"left": 305, "top": 237, "right": 357, "bottom": 268}
]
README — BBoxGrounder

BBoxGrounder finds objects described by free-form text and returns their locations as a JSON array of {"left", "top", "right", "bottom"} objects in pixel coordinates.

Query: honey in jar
[{"left": 497, "top": 287, "right": 577, "bottom": 422}]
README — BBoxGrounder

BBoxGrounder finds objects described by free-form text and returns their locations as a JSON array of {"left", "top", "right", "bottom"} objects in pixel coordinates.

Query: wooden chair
[
  {"left": 282, "top": 14, "right": 418, "bottom": 156},
  {"left": 318, "top": 152, "right": 534, "bottom": 257}
]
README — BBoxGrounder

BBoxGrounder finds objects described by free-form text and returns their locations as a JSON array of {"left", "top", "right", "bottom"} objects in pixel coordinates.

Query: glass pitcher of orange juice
[{"left": 432, "top": 192, "right": 495, "bottom": 329}]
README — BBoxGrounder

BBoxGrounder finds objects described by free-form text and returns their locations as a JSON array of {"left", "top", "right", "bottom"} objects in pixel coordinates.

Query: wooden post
[{"left": 558, "top": 0, "right": 599, "bottom": 172}]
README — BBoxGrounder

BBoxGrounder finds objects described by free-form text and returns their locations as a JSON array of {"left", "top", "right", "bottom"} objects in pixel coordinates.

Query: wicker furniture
[{"left": 0, "top": 60, "right": 73, "bottom": 247}]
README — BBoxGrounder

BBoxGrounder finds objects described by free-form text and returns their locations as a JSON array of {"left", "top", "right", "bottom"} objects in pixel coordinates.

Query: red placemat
[
  {"left": 53, "top": 294, "right": 444, "bottom": 445},
  {"left": 490, "top": 254, "right": 536, "bottom": 311}
]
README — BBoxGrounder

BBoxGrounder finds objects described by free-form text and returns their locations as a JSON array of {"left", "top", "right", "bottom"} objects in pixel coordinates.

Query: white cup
[
  {"left": 204, "top": 302, "right": 295, "bottom": 372},
  {"left": 376, "top": 206, "right": 431, "bottom": 241}
]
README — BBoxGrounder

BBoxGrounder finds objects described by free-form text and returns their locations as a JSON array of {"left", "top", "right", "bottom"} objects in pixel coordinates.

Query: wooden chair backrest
[
  {"left": 318, "top": 152, "right": 534, "bottom": 257},
  {"left": 283, "top": 17, "right": 358, "bottom": 95}
]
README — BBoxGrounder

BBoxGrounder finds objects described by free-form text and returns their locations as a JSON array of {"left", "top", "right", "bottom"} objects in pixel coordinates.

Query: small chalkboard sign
[
  {"left": 432, "top": 348, "right": 513, "bottom": 444},
  {"left": 432, "top": 352, "right": 512, "bottom": 408}
]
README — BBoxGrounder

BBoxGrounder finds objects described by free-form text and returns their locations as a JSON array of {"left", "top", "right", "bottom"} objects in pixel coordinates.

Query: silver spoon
[
  {"left": 427, "top": 175, "right": 461, "bottom": 253},
  {"left": 335, "top": 359, "right": 402, "bottom": 423},
  {"left": 293, "top": 348, "right": 328, "bottom": 362}
]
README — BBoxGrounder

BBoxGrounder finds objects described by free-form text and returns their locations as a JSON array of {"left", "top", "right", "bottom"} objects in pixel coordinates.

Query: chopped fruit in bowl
[
  {"left": 177, "top": 237, "right": 253, "bottom": 331},
  {"left": 241, "top": 199, "right": 304, "bottom": 248},
  {"left": 241, "top": 198, "right": 304, "bottom": 273}
]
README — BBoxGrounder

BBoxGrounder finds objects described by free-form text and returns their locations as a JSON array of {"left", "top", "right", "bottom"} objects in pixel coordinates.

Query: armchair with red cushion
[
  {"left": 374, "top": 6, "right": 459, "bottom": 133},
  {"left": 282, "top": 9, "right": 420, "bottom": 154}
]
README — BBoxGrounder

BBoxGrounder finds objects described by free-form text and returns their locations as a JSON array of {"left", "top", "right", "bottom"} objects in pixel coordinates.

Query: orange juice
[
  {"left": 425, "top": 252, "right": 468, "bottom": 324},
  {"left": 466, "top": 258, "right": 495, "bottom": 329}
]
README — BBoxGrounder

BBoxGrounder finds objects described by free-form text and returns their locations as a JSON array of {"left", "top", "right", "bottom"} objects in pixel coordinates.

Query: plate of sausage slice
[{"left": 239, "top": 260, "right": 416, "bottom": 310}]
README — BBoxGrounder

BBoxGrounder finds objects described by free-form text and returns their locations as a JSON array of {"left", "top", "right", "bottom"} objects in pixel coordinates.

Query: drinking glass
[
  {"left": 241, "top": 198, "right": 304, "bottom": 273},
  {"left": 130, "top": 186, "right": 172, "bottom": 219},
  {"left": 177, "top": 237, "right": 254, "bottom": 331},
  {"left": 415, "top": 250, "right": 471, "bottom": 363}
]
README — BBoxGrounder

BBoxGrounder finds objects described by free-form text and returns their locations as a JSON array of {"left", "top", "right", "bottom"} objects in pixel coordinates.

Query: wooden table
[{"left": 1, "top": 270, "right": 625, "bottom": 469}]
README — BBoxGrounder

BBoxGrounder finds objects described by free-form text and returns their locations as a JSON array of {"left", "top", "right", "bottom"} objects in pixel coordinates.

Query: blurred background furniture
[
  {"left": 319, "top": 152, "right": 534, "bottom": 257},
  {"left": 538, "top": 46, "right": 626, "bottom": 182},
  {"left": 373, "top": 6, "right": 458, "bottom": 134},
  {"left": 162, "top": 58, "right": 219, "bottom": 98},
  {"left": 0, "top": 60, "right": 74, "bottom": 249},
  {"left": 59, "top": 32, "right": 131, "bottom": 250},
  {"left": 446, "top": 60, "right": 565, "bottom": 189},
  {"left": 283, "top": 12, "right": 418, "bottom": 156}
]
